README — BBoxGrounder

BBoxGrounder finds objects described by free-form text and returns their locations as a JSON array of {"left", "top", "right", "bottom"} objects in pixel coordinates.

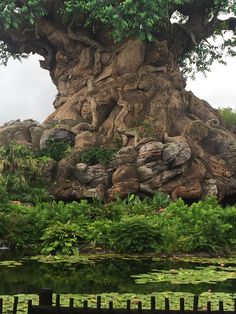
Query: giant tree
[{"left": 1, "top": 0, "right": 236, "bottom": 202}]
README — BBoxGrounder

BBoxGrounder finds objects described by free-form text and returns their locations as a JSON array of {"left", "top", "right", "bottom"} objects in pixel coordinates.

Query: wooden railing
[{"left": 1, "top": 289, "right": 236, "bottom": 314}]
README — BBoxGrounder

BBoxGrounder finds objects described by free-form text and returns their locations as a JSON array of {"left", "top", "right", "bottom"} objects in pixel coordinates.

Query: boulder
[
  {"left": 57, "top": 159, "right": 75, "bottom": 182},
  {"left": 137, "top": 141, "right": 164, "bottom": 165},
  {"left": 75, "top": 163, "right": 112, "bottom": 187},
  {"left": 40, "top": 128, "right": 75, "bottom": 149},
  {"left": 74, "top": 131, "right": 97, "bottom": 151},
  {"left": 108, "top": 164, "right": 139, "bottom": 200},
  {"left": 162, "top": 141, "right": 191, "bottom": 166},
  {"left": 30, "top": 125, "right": 45, "bottom": 148},
  {"left": 0, "top": 119, "right": 38, "bottom": 145},
  {"left": 113, "top": 146, "right": 138, "bottom": 166}
]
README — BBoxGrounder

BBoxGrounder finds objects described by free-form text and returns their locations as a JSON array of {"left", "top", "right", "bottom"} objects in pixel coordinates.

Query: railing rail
[{"left": 1, "top": 289, "right": 236, "bottom": 314}]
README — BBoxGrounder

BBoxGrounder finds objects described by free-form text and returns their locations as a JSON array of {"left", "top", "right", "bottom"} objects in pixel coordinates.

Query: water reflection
[{"left": 0, "top": 254, "right": 236, "bottom": 295}]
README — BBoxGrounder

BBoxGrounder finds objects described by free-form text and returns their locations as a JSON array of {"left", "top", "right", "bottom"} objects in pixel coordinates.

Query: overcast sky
[{"left": 0, "top": 54, "right": 236, "bottom": 126}]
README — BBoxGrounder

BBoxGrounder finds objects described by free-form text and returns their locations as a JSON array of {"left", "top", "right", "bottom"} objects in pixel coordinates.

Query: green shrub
[
  {"left": 109, "top": 216, "right": 160, "bottom": 253},
  {"left": 0, "top": 175, "right": 9, "bottom": 203},
  {"left": 39, "top": 139, "right": 72, "bottom": 161},
  {"left": 4, "top": 211, "right": 42, "bottom": 250},
  {"left": 158, "top": 197, "right": 235, "bottom": 253},
  {"left": 85, "top": 219, "right": 113, "bottom": 249},
  {"left": 124, "top": 192, "right": 170, "bottom": 215},
  {"left": 0, "top": 142, "right": 51, "bottom": 201},
  {"left": 40, "top": 221, "right": 82, "bottom": 255},
  {"left": 134, "top": 121, "right": 156, "bottom": 138},
  {"left": 219, "top": 107, "right": 236, "bottom": 127},
  {"left": 79, "top": 146, "right": 114, "bottom": 165},
  {"left": 0, "top": 190, "right": 235, "bottom": 255}
]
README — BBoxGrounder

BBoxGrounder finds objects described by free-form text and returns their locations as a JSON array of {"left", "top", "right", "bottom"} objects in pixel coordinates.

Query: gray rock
[
  {"left": 74, "top": 131, "right": 96, "bottom": 151},
  {"left": 113, "top": 146, "right": 138, "bottom": 166},
  {"left": 147, "top": 167, "right": 184, "bottom": 188},
  {"left": 40, "top": 128, "right": 75, "bottom": 149},
  {"left": 137, "top": 141, "right": 164, "bottom": 165},
  {"left": 162, "top": 142, "right": 191, "bottom": 166},
  {"left": 138, "top": 161, "right": 168, "bottom": 181},
  {"left": 75, "top": 164, "right": 112, "bottom": 187},
  {"left": 0, "top": 120, "right": 36, "bottom": 145},
  {"left": 30, "top": 126, "right": 45, "bottom": 148}
]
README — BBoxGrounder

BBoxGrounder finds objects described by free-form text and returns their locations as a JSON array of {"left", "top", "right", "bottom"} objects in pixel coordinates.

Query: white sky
[{"left": 0, "top": 54, "right": 236, "bottom": 125}]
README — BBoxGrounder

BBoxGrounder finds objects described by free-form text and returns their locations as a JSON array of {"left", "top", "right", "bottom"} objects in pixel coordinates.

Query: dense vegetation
[
  {"left": 0, "top": 143, "right": 51, "bottom": 204},
  {"left": 0, "top": 192, "right": 236, "bottom": 255}
]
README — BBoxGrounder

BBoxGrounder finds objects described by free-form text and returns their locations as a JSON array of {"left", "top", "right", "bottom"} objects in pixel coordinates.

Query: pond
[{"left": 0, "top": 251, "right": 236, "bottom": 297}]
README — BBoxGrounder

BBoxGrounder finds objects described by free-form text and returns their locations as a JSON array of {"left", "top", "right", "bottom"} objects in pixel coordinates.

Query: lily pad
[
  {"left": 28, "top": 254, "right": 146, "bottom": 265},
  {"left": 132, "top": 265, "right": 236, "bottom": 285},
  {"left": 152, "top": 256, "right": 236, "bottom": 266},
  {"left": 0, "top": 260, "right": 23, "bottom": 267}
]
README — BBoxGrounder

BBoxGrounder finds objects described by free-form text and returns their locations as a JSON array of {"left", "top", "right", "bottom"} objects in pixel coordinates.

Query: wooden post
[
  {"left": 207, "top": 301, "right": 211, "bottom": 312},
  {"left": 193, "top": 295, "right": 198, "bottom": 312},
  {"left": 83, "top": 300, "right": 88, "bottom": 309},
  {"left": 56, "top": 294, "right": 60, "bottom": 314},
  {"left": 13, "top": 296, "right": 18, "bottom": 314},
  {"left": 56, "top": 294, "right": 60, "bottom": 307},
  {"left": 127, "top": 300, "right": 131, "bottom": 310},
  {"left": 97, "top": 296, "right": 101, "bottom": 310},
  {"left": 39, "top": 288, "right": 53, "bottom": 306},
  {"left": 109, "top": 301, "right": 113, "bottom": 310},
  {"left": 27, "top": 300, "right": 32, "bottom": 314},
  {"left": 151, "top": 296, "right": 156, "bottom": 311},
  {"left": 180, "top": 298, "right": 185, "bottom": 312},
  {"left": 165, "top": 298, "right": 170, "bottom": 311},
  {"left": 69, "top": 298, "right": 74, "bottom": 308},
  {"left": 219, "top": 301, "right": 224, "bottom": 312},
  {"left": 138, "top": 301, "right": 142, "bottom": 311},
  {"left": 0, "top": 298, "right": 2, "bottom": 314}
]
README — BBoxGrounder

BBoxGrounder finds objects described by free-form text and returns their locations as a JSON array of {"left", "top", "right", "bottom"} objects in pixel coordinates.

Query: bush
[
  {"left": 79, "top": 146, "right": 114, "bottom": 165},
  {"left": 158, "top": 197, "right": 235, "bottom": 253},
  {"left": 124, "top": 192, "right": 170, "bottom": 215},
  {"left": 39, "top": 139, "right": 72, "bottom": 161},
  {"left": 4, "top": 211, "right": 42, "bottom": 250},
  {"left": 0, "top": 191, "right": 236, "bottom": 255},
  {"left": 219, "top": 107, "right": 236, "bottom": 127},
  {"left": 40, "top": 221, "right": 82, "bottom": 255},
  {"left": 0, "top": 142, "right": 51, "bottom": 202},
  {"left": 84, "top": 219, "right": 113, "bottom": 249},
  {"left": 109, "top": 216, "right": 160, "bottom": 253}
]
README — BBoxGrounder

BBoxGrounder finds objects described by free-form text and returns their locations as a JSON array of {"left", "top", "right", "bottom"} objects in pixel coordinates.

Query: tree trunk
[
  {"left": 32, "top": 36, "right": 235, "bottom": 203},
  {"left": 2, "top": 29, "right": 235, "bottom": 202}
]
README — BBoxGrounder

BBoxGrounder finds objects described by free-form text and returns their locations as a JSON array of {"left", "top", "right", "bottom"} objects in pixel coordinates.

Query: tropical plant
[
  {"left": 38, "top": 139, "right": 72, "bottom": 162},
  {"left": 40, "top": 221, "right": 82, "bottom": 255},
  {"left": 84, "top": 219, "right": 113, "bottom": 250},
  {"left": 109, "top": 215, "right": 160, "bottom": 253},
  {"left": 79, "top": 147, "right": 115, "bottom": 165},
  {"left": 158, "top": 197, "right": 235, "bottom": 253},
  {"left": 0, "top": 142, "right": 50, "bottom": 202}
]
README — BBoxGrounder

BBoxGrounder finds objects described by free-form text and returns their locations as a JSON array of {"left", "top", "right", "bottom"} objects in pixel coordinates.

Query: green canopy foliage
[{"left": 0, "top": 0, "right": 236, "bottom": 75}]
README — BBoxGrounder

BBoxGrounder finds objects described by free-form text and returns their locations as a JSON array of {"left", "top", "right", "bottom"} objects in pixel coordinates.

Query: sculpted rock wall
[{"left": 0, "top": 116, "right": 236, "bottom": 203}]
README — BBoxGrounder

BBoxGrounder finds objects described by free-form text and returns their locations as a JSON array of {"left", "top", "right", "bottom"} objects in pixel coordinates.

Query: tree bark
[{"left": 34, "top": 36, "right": 236, "bottom": 202}]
